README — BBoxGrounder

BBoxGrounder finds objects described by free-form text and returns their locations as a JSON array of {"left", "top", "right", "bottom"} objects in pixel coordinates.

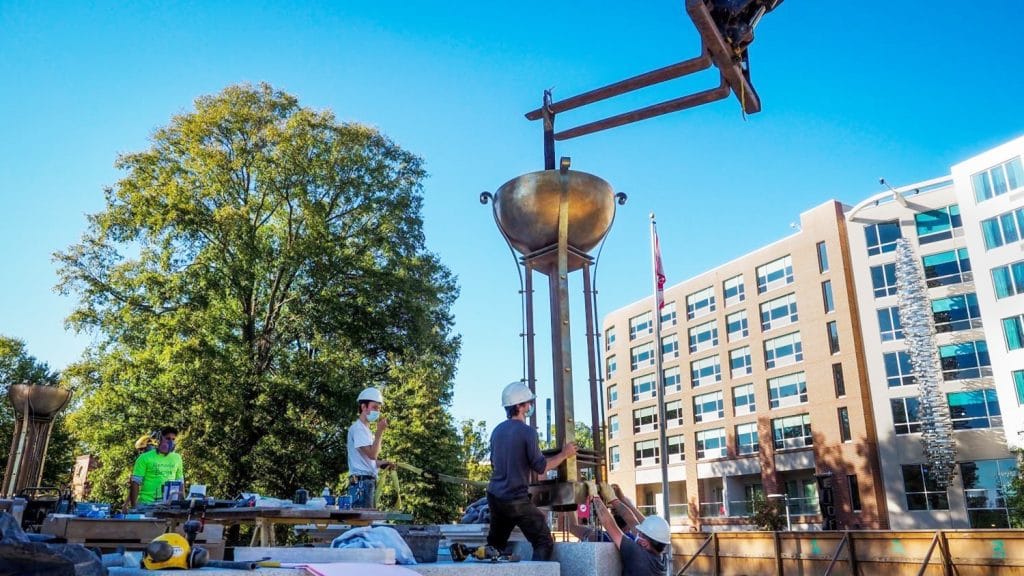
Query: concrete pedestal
[{"left": 552, "top": 542, "right": 621, "bottom": 576}]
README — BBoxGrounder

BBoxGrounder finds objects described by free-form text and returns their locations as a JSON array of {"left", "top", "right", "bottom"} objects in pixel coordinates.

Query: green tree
[
  {"left": 55, "top": 83, "right": 462, "bottom": 521},
  {"left": 456, "top": 419, "right": 490, "bottom": 506},
  {"left": 1007, "top": 451, "right": 1024, "bottom": 528},
  {"left": 750, "top": 493, "right": 786, "bottom": 531}
]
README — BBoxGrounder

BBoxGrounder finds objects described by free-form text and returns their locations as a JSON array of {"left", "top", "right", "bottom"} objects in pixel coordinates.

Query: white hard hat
[
  {"left": 501, "top": 381, "right": 535, "bottom": 407},
  {"left": 357, "top": 387, "right": 383, "bottom": 404},
  {"left": 636, "top": 515, "right": 671, "bottom": 545}
]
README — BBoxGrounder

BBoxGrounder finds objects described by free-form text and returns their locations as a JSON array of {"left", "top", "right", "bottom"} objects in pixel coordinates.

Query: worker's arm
[
  {"left": 358, "top": 417, "right": 388, "bottom": 460},
  {"left": 543, "top": 442, "right": 578, "bottom": 473},
  {"left": 128, "top": 454, "right": 146, "bottom": 509},
  {"left": 609, "top": 483, "right": 645, "bottom": 529},
  {"left": 128, "top": 482, "right": 140, "bottom": 509},
  {"left": 592, "top": 497, "right": 624, "bottom": 548}
]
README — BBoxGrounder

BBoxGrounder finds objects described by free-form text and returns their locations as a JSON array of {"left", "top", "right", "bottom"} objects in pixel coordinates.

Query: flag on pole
[{"left": 653, "top": 221, "right": 666, "bottom": 310}]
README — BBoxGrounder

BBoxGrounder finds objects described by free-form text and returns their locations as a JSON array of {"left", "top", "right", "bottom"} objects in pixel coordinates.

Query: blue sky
[{"left": 2, "top": 1, "right": 1023, "bottom": 434}]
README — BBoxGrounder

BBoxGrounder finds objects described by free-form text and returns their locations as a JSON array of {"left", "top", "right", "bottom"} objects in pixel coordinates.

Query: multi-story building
[{"left": 602, "top": 200, "right": 889, "bottom": 531}]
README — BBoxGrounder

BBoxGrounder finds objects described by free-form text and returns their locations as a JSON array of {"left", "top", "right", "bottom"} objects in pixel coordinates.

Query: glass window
[
  {"left": 772, "top": 414, "right": 812, "bottom": 450},
  {"left": 609, "top": 445, "right": 620, "bottom": 471},
  {"left": 932, "top": 293, "right": 981, "bottom": 333},
  {"left": 607, "top": 384, "right": 618, "bottom": 407},
  {"left": 634, "top": 439, "right": 659, "bottom": 467},
  {"left": 605, "top": 355, "right": 617, "bottom": 377},
  {"left": 608, "top": 415, "right": 620, "bottom": 439},
  {"left": 633, "top": 405, "right": 659, "bottom": 433},
  {"left": 902, "top": 464, "right": 949, "bottom": 510},
  {"left": 1015, "top": 370, "right": 1024, "bottom": 406},
  {"left": 690, "top": 355, "right": 722, "bottom": 388},
  {"left": 972, "top": 157, "right": 1024, "bottom": 202},
  {"left": 871, "top": 262, "right": 898, "bottom": 298},
  {"left": 605, "top": 326, "right": 616, "bottom": 350},
  {"left": 822, "top": 280, "right": 835, "bottom": 313},
  {"left": 726, "top": 310, "right": 749, "bottom": 341},
  {"left": 922, "top": 248, "right": 972, "bottom": 287},
  {"left": 848, "top": 475, "right": 862, "bottom": 512},
  {"left": 629, "top": 311, "right": 653, "bottom": 340},
  {"left": 666, "top": 400, "right": 683, "bottom": 428},
  {"left": 877, "top": 306, "right": 904, "bottom": 342},
  {"left": 891, "top": 397, "right": 921, "bottom": 435},
  {"left": 688, "top": 320, "right": 719, "bottom": 353},
  {"left": 916, "top": 204, "right": 962, "bottom": 244},
  {"left": 760, "top": 293, "right": 799, "bottom": 331},
  {"left": 992, "top": 260, "right": 1024, "bottom": 299},
  {"left": 756, "top": 255, "right": 794, "bottom": 293},
  {"left": 838, "top": 407, "right": 852, "bottom": 442},
  {"left": 693, "top": 390, "right": 725, "bottom": 423},
  {"left": 667, "top": 434, "right": 685, "bottom": 464},
  {"left": 981, "top": 207, "right": 1024, "bottom": 250},
  {"left": 939, "top": 340, "right": 991, "bottom": 380},
  {"left": 865, "top": 220, "right": 901, "bottom": 256},
  {"left": 733, "top": 383, "right": 756, "bottom": 415},
  {"left": 948, "top": 389, "right": 1001, "bottom": 430},
  {"left": 884, "top": 351, "right": 916, "bottom": 387},
  {"left": 736, "top": 422, "right": 759, "bottom": 455},
  {"left": 630, "top": 342, "right": 655, "bottom": 371},
  {"left": 631, "top": 373, "right": 656, "bottom": 402},
  {"left": 764, "top": 332, "right": 803, "bottom": 369},
  {"left": 833, "top": 363, "right": 846, "bottom": 397},
  {"left": 817, "top": 241, "right": 829, "bottom": 273},
  {"left": 686, "top": 286, "right": 717, "bottom": 320},
  {"left": 664, "top": 366, "right": 682, "bottom": 393},
  {"left": 662, "top": 334, "right": 680, "bottom": 359},
  {"left": 827, "top": 321, "right": 841, "bottom": 354},
  {"left": 724, "top": 275, "right": 746, "bottom": 306},
  {"left": 729, "top": 346, "right": 752, "bottom": 378},
  {"left": 696, "top": 428, "right": 726, "bottom": 459},
  {"left": 660, "top": 301, "right": 678, "bottom": 327},
  {"left": 1002, "top": 315, "right": 1024, "bottom": 351},
  {"left": 768, "top": 372, "right": 808, "bottom": 409},
  {"left": 961, "top": 459, "right": 1017, "bottom": 528}
]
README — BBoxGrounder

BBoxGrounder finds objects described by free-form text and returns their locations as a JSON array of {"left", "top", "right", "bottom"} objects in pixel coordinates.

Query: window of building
[
  {"left": 932, "top": 293, "right": 982, "bottom": 333},
  {"left": 972, "top": 156, "right": 1024, "bottom": 202},
  {"left": 768, "top": 372, "right": 808, "bottom": 409},
  {"left": 902, "top": 464, "right": 949, "bottom": 510},
  {"left": 848, "top": 475, "right": 862, "bottom": 512},
  {"left": 664, "top": 366, "right": 682, "bottom": 393},
  {"left": 992, "top": 260, "right": 1024, "bottom": 298},
  {"left": 865, "top": 220, "right": 901, "bottom": 256},
  {"left": 916, "top": 204, "right": 962, "bottom": 244},
  {"left": 884, "top": 351, "right": 915, "bottom": 387},
  {"left": 756, "top": 255, "right": 794, "bottom": 293},
  {"left": 607, "top": 384, "right": 618, "bottom": 407},
  {"left": 760, "top": 293, "right": 799, "bottom": 331},
  {"left": 891, "top": 397, "right": 922, "bottom": 435},
  {"left": 693, "top": 390, "right": 725, "bottom": 423},
  {"left": 833, "top": 363, "right": 846, "bottom": 397},
  {"left": 667, "top": 434, "right": 685, "bottom": 464},
  {"left": 838, "top": 407, "right": 852, "bottom": 442},
  {"left": 1003, "top": 314, "right": 1024, "bottom": 351},
  {"left": 605, "top": 326, "right": 616, "bottom": 350},
  {"left": 609, "top": 445, "right": 620, "bottom": 471},
  {"left": 608, "top": 415, "right": 620, "bottom": 439},
  {"left": 733, "top": 383, "right": 756, "bottom": 415},
  {"left": 961, "top": 459, "right": 1018, "bottom": 528},
  {"left": 631, "top": 373, "right": 656, "bottom": 402},
  {"left": 736, "top": 422, "right": 759, "bottom": 455},
  {"left": 1015, "top": 370, "right": 1024, "bottom": 406},
  {"left": 772, "top": 414, "right": 812, "bottom": 450},
  {"left": 687, "top": 286, "right": 716, "bottom": 320},
  {"left": 605, "top": 355, "right": 617, "bottom": 378},
  {"left": 817, "top": 241, "right": 829, "bottom": 273},
  {"left": 922, "top": 248, "right": 972, "bottom": 287},
  {"left": 729, "top": 346, "right": 752, "bottom": 378},
  {"left": 939, "top": 340, "right": 991, "bottom": 380},
  {"left": 764, "top": 332, "right": 803, "bottom": 369},
  {"left": 822, "top": 280, "right": 835, "bottom": 313},
  {"left": 662, "top": 334, "right": 680, "bottom": 359},
  {"left": 877, "top": 306, "right": 904, "bottom": 342},
  {"left": 827, "top": 321, "right": 841, "bottom": 354},
  {"left": 688, "top": 320, "right": 719, "bottom": 353},
  {"left": 696, "top": 428, "right": 726, "bottom": 459},
  {"left": 634, "top": 439, "right": 659, "bottom": 467},
  {"left": 871, "top": 262, "right": 898, "bottom": 298},
  {"left": 724, "top": 274, "right": 746, "bottom": 306},
  {"left": 981, "top": 206, "right": 1024, "bottom": 250},
  {"left": 630, "top": 342, "right": 655, "bottom": 371},
  {"left": 948, "top": 389, "right": 1002, "bottom": 430},
  {"left": 633, "top": 405, "right": 659, "bottom": 433},
  {"left": 629, "top": 312, "right": 653, "bottom": 340},
  {"left": 666, "top": 400, "right": 683, "bottom": 428},
  {"left": 660, "top": 301, "right": 678, "bottom": 327},
  {"left": 690, "top": 355, "right": 722, "bottom": 388},
  {"left": 726, "top": 310, "right": 749, "bottom": 341}
]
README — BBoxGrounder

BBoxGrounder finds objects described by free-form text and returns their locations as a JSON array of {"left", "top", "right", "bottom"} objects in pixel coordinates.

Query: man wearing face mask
[
  {"left": 487, "top": 381, "right": 577, "bottom": 561},
  {"left": 346, "top": 387, "right": 394, "bottom": 509},
  {"left": 128, "top": 426, "right": 184, "bottom": 508}
]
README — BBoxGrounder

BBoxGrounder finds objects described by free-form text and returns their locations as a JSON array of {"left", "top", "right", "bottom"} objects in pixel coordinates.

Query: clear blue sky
[{"left": 2, "top": 1, "right": 1023, "bottom": 435}]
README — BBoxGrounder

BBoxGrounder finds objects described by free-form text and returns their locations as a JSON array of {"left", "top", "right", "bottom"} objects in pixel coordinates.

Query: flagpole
[{"left": 650, "top": 213, "right": 671, "bottom": 526}]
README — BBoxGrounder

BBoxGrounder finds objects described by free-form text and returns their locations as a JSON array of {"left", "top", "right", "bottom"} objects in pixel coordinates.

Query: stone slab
[
  {"left": 552, "top": 542, "right": 620, "bottom": 576},
  {"left": 234, "top": 546, "right": 395, "bottom": 564},
  {"left": 409, "top": 560, "right": 558, "bottom": 576}
]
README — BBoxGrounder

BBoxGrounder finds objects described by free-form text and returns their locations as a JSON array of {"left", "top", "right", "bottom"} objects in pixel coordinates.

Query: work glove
[
  {"left": 584, "top": 481, "right": 599, "bottom": 500},
  {"left": 598, "top": 482, "right": 618, "bottom": 503}
]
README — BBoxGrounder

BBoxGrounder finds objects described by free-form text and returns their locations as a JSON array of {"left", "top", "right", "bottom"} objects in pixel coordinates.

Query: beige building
[{"left": 602, "top": 200, "right": 888, "bottom": 531}]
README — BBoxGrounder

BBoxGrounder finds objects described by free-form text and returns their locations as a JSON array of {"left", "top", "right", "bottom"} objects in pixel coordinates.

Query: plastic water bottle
[{"left": 322, "top": 486, "right": 335, "bottom": 506}]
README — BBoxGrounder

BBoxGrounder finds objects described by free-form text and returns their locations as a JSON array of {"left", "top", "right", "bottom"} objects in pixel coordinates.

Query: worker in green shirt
[{"left": 128, "top": 426, "right": 184, "bottom": 508}]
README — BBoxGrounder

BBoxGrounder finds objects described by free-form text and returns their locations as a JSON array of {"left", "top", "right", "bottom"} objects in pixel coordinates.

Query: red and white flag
[{"left": 653, "top": 222, "right": 666, "bottom": 310}]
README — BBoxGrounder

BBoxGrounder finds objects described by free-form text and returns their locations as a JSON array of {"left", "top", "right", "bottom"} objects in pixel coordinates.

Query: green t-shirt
[{"left": 131, "top": 450, "right": 184, "bottom": 504}]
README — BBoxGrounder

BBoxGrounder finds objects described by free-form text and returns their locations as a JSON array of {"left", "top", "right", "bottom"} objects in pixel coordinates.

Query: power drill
[{"left": 449, "top": 543, "right": 520, "bottom": 563}]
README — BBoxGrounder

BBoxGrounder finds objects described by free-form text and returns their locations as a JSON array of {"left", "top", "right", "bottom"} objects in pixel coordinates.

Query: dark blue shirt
[
  {"left": 487, "top": 418, "right": 547, "bottom": 500},
  {"left": 620, "top": 536, "right": 665, "bottom": 576}
]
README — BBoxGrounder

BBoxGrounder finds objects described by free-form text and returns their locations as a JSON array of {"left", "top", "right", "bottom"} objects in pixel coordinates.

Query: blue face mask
[
  {"left": 525, "top": 404, "right": 535, "bottom": 419},
  {"left": 367, "top": 410, "right": 380, "bottom": 423},
  {"left": 160, "top": 439, "right": 176, "bottom": 454}
]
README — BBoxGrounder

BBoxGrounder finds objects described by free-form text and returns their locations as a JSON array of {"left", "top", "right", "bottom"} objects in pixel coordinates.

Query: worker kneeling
[{"left": 487, "top": 381, "right": 577, "bottom": 562}]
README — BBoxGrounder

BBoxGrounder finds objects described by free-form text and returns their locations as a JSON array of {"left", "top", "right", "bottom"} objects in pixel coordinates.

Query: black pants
[{"left": 486, "top": 492, "right": 554, "bottom": 561}]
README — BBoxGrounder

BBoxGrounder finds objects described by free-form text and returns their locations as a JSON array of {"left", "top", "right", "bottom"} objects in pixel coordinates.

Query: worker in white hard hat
[
  {"left": 346, "top": 387, "right": 395, "bottom": 509},
  {"left": 487, "top": 381, "right": 578, "bottom": 561},
  {"left": 592, "top": 489, "right": 669, "bottom": 576}
]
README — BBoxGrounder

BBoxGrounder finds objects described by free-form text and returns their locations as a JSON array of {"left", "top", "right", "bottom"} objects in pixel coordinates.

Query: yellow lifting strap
[
  {"left": 394, "top": 461, "right": 489, "bottom": 488},
  {"left": 377, "top": 467, "right": 402, "bottom": 510}
]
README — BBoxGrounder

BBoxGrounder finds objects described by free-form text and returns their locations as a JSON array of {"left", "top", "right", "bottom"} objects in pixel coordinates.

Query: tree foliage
[
  {"left": 55, "top": 83, "right": 462, "bottom": 521},
  {"left": 750, "top": 493, "right": 786, "bottom": 531}
]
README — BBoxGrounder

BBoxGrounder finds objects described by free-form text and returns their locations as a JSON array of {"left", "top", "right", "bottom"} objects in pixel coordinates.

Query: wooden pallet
[{"left": 40, "top": 516, "right": 225, "bottom": 560}]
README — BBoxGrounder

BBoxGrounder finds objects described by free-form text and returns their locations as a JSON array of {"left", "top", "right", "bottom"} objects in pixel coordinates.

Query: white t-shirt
[{"left": 347, "top": 419, "right": 377, "bottom": 477}]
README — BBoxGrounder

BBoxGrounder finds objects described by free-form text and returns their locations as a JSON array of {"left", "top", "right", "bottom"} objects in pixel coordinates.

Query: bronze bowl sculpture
[{"left": 8, "top": 383, "right": 72, "bottom": 418}]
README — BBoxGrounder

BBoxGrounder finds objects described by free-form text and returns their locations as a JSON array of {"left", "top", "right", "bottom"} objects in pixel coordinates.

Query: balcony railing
[
  {"left": 699, "top": 502, "right": 726, "bottom": 517},
  {"left": 637, "top": 504, "right": 690, "bottom": 525},
  {"left": 788, "top": 497, "right": 820, "bottom": 515},
  {"left": 728, "top": 500, "right": 754, "bottom": 517}
]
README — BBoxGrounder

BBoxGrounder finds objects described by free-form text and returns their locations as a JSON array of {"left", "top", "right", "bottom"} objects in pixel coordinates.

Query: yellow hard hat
[{"left": 143, "top": 533, "right": 207, "bottom": 570}]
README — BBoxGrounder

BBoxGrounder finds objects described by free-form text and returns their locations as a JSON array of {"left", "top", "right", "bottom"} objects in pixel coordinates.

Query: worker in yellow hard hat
[{"left": 129, "top": 426, "right": 184, "bottom": 508}]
